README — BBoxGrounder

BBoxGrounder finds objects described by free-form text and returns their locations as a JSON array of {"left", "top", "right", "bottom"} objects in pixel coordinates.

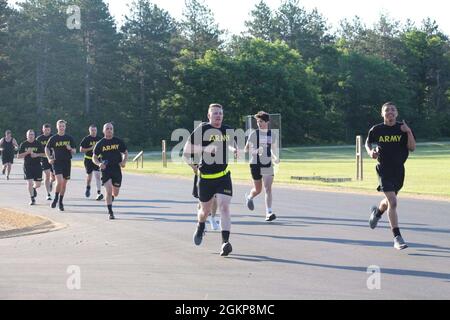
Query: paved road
[{"left": 0, "top": 163, "right": 449, "bottom": 299}]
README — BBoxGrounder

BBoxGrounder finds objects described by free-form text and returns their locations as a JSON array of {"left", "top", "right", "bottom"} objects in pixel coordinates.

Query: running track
[{"left": 1, "top": 164, "right": 449, "bottom": 299}]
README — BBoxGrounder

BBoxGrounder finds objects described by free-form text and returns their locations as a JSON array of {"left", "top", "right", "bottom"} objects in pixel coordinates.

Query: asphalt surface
[{"left": 0, "top": 162, "right": 449, "bottom": 300}]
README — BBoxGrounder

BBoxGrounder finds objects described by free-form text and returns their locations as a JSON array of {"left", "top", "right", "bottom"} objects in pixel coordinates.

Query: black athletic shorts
[
  {"left": 376, "top": 164, "right": 405, "bottom": 194},
  {"left": 198, "top": 172, "right": 233, "bottom": 203},
  {"left": 2, "top": 154, "right": 14, "bottom": 165},
  {"left": 53, "top": 161, "right": 71, "bottom": 180},
  {"left": 41, "top": 158, "right": 53, "bottom": 172},
  {"left": 101, "top": 167, "right": 122, "bottom": 188},
  {"left": 84, "top": 158, "right": 99, "bottom": 175},
  {"left": 24, "top": 164, "right": 43, "bottom": 182},
  {"left": 250, "top": 164, "right": 274, "bottom": 180}
]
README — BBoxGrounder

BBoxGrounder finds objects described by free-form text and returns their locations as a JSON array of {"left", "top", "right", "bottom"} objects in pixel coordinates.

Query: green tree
[
  {"left": 274, "top": 0, "right": 332, "bottom": 61},
  {"left": 0, "top": 0, "right": 11, "bottom": 86},
  {"left": 167, "top": 39, "right": 326, "bottom": 144},
  {"left": 400, "top": 21, "right": 450, "bottom": 137},
  {"left": 244, "top": 0, "right": 277, "bottom": 42},
  {"left": 121, "top": 0, "right": 179, "bottom": 146},
  {"left": 70, "top": 0, "right": 122, "bottom": 123},
  {"left": 181, "top": 0, "right": 223, "bottom": 59}
]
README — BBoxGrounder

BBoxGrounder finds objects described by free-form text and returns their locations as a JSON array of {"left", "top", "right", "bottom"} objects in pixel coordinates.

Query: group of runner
[
  {"left": 1, "top": 101, "right": 416, "bottom": 255},
  {"left": 3, "top": 120, "right": 128, "bottom": 220},
  {"left": 181, "top": 102, "right": 415, "bottom": 256}
]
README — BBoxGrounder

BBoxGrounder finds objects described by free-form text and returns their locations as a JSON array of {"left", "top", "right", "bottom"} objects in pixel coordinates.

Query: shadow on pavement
[{"left": 226, "top": 254, "right": 450, "bottom": 281}]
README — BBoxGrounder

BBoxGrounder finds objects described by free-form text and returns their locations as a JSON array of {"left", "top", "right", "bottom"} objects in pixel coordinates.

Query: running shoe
[
  {"left": 394, "top": 236, "right": 408, "bottom": 250},
  {"left": 245, "top": 193, "right": 254, "bottom": 211},
  {"left": 220, "top": 242, "right": 233, "bottom": 256},
  {"left": 208, "top": 216, "right": 220, "bottom": 231},
  {"left": 96, "top": 193, "right": 104, "bottom": 201},
  {"left": 265, "top": 213, "right": 277, "bottom": 222},
  {"left": 369, "top": 206, "right": 381, "bottom": 229},
  {"left": 193, "top": 223, "right": 205, "bottom": 246}
]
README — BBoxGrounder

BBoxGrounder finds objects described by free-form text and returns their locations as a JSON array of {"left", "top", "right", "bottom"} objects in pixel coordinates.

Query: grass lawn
[{"left": 74, "top": 142, "right": 450, "bottom": 199}]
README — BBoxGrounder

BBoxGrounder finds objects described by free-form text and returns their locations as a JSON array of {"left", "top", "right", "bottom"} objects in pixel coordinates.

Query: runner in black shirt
[
  {"left": 18, "top": 130, "right": 45, "bottom": 205},
  {"left": 80, "top": 125, "right": 103, "bottom": 201},
  {"left": 365, "top": 102, "right": 416, "bottom": 250},
  {"left": 45, "top": 120, "right": 76, "bottom": 211},
  {"left": 93, "top": 123, "right": 128, "bottom": 220},
  {"left": 37, "top": 124, "right": 55, "bottom": 200},
  {"left": 0, "top": 130, "right": 19, "bottom": 180},
  {"left": 183, "top": 104, "right": 238, "bottom": 257}
]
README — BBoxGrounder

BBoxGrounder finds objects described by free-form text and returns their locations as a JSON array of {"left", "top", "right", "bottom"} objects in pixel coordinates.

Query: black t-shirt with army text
[
  {"left": 46, "top": 134, "right": 76, "bottom": 162},
  {"left": 80, "top": 135, "right": 101, "bottom": 158},
  {"left": 367, "top": 122, "right": 414, "bottom": 167},
  {"left": 189, "top": 123, "right": 235, "bottom": 175},
  {"left": 19, "top": 140, "right": 45, "bottom": 167},
  {"left": 36, "top": 134, "right": 53, "bottom": 160},
  {"left": 93, "top": 137, "right": 127, "bottom": 169}
]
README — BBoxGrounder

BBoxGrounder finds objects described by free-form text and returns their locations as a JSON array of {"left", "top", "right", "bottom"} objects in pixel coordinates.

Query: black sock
[
  {"left": 393, "top": 228, "right": 401, "bottom": 237},
  {"left": 376, "top": 208, "right": 383, "bottom": 218},
  {"left": 112, "top": 196, "right": 115, "bottom": 201},
  {"left": 59, "top": 195, "right": 64, "bottom": 204},
  {"left": 54, "top": 193, "right": 59, "bottom": 203},
  {"left": 107, "top": 204, "right": 113, "bottom": 214},
  {"left": 86, "top": 185, "right": 91, "bottom": 190},
  {"left": 198, "top": 222, "right": 205, "bottom": 232},
  {"left": 222, "top": 231, "right": 230, "bottom": 243},
  {"left": 98, "top": 190, "right": 101, "bottom": 194}
]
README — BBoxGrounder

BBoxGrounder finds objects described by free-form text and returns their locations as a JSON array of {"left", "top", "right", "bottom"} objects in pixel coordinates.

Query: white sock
[{"left": 266, "top": 208, "right": 272, "bottom": 214}]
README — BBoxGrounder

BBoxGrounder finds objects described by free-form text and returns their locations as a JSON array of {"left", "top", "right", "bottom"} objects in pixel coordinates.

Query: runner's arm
[
  {"left": 17, "top": 145, "right": 31, "bottom": 159},
  {"left": 80, "top": 146, "right": 94, "bottom": 153},
  {"left": 120, "top": 151, "right": 128, "bottom": 167},
  {"left": 45, "top": 146, "right": 53, "bottom": 162},
  {"left": 406, "top": 131, "right": 416, "bottom": 152}
]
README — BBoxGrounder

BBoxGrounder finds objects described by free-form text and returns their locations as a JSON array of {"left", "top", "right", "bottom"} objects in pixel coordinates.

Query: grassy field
[{"left": 74, "top": 142, "right": 450, "bottom": 198}]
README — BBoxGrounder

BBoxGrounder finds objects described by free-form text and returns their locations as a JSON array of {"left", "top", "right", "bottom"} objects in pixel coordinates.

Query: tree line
[{"left": 1, "top": 0, "right": 449, "bottom": 148}]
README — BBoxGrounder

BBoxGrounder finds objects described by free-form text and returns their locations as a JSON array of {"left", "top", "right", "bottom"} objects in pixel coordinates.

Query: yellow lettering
[
  {"left": 209, "top": 135, "right": 230, "bottom": 142},
  {"left": 102, "top": 144, "right": 119, "bottom": 152},
  {"left": 379, "top": 135, "right": 402, "bottom": 143},
  {"left": 55, "top": 141, "right": 70, "bottom": 147}
]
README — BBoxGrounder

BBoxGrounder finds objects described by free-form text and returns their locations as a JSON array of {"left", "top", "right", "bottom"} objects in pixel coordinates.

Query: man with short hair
[
  {"left": 366, "top": 102, "right": 416, "bottom": 250},
  {"left": 0, "top": 130, "right": 19, "bottom": 180},
  {"left": 18, "top": 130, "right": 45, "bottom": 205},
  {"left": 183, "top": 103, "right": 238, "bottom": 257},
  {"left": 93, "top": 123, "right": 128, "bottom": 220},
  {"left": 80, "top": 125, "right": 104, "bottom": 201},
  {"left": 45, "top": 120, "right": 76, "bottom": 212},
  {"left": 244, "top": 111, "right": 279, "bottom": 222},
  {"left": 37, "top": 124, "right": 55, "bottom": 200}
]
